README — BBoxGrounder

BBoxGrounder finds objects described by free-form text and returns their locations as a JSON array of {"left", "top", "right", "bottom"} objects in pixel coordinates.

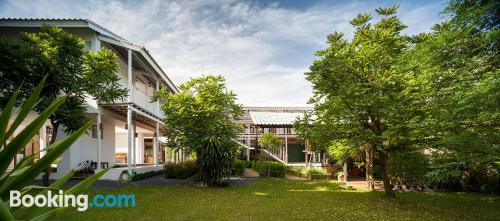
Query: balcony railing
[{"left": 132, "top": 86, "right": 163, "bottom": 118}]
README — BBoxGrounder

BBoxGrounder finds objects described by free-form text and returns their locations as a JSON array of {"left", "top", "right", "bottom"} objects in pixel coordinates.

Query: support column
[
  {"left": 284, "top": 131, "right": 288, "bottom": 163},
  {"left": 154, "top": 122, "right": 159, "bottom": 166},
  {"left": 97, "top": 106, "right": 102, "bottom": 169},
  {"left": 127, "top": 48, "right": 134, "bottom": 172},
  {"left": 133, "top": 123, "right": 136, "bottom": 168},
  {"left": 127, "top": 49, "right": 133, "bottom": 103},
  {"left": 154, "top": 78, "right": 160, "bottom": 166},
  {"left": 127, "top": 106, "right": 133, "bottom": 174}
]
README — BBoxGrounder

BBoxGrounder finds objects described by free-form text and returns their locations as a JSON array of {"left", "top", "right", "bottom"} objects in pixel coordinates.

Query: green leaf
[
  {"left": 50, "top": 170, "right": 76, "bottom": 189},
  {"left": 0, "top": 96, "right": 65, "bottom": 176},
  {"left": 0, "top": 121, "right": 91, "bottom": 199},
  {"left": 0, "top": 200, "right": 15, "bottom": 221},
  {"left": 66, "top": 168, "right": 110, "bottom": 195},
  {"left": 28, "top": 207, "right": 65, "bottom": 221},
  {"left": 0, "top": 84, "right": 20, "bottom": 145},
  {"left": 0, "top": 76, "right": 46, "bottom": 145}
]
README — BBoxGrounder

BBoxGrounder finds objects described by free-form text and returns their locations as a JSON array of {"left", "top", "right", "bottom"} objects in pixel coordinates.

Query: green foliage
[
  {"left": 258, "top": 133, "right": 283, "bottom": 150},
  {"left": 244, "top": 160, "right": 253, "bottom": 168},
  {"left": 401, "top": 0, "right": 499, "bottom": 192},
  {"left": 0, "top": 80, "right": 108, "bottom": 220},
  {"left": 156, "top": 75, "right": 243, "bottom": 187},
  {"left": 164, "top": 160, "right": 198, "bottom": 179},
  {"left": 304, "top": 5, "right": 414, "bottom": 197},
  {"left": 328, "top": 140, "right": 360, "bottom": 164},
  {"left": 293, "top": 111, "right": 332, "bottom": 152},
  {"left": 232, "top": 159, "right": 246, "bottom": 176},
  {"left": 386, "top": 150, "right": 428, "bottom": 186},
  {"left": 82, "top": 49, "right": 127, "bottom": 103},
  {"left": 132, "top": 170, "right": 163, "bottom": 181},
  {"left": 198, "top": 137, "right": 238, "bottom": 186},
  {"left": 252, "top": 161, "right": 285, "bottom": 178},
  {"left": 302, "top": 167, "right": 328, "bottom": 175}
]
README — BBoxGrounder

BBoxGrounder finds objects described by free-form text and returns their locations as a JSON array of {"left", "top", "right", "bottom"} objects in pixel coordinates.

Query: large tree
[
  {"left": 156, "top": 75, "right": 243, "bottom": 187},
  {"left": 304, "top": 5, "right": 424, "bottom": 197},
  {"left": 404, "top": 0, "right": 499, "bottom": 191}
]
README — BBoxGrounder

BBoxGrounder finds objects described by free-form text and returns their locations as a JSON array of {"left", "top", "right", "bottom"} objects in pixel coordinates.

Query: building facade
[
  {"left": 1, "top": 18, "right": 184, "bottom": 180},
  {"left": 236, "top": 106, "right": 325, "bottom": 166}
]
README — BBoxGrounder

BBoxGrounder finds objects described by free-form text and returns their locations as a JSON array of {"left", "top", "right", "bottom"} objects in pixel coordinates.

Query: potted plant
[{"left": 336, "top": 171, "right": 344, "bottom": 181}]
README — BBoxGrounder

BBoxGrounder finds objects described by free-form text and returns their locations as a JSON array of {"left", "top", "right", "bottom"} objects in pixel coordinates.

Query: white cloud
[{"left": 0, "top": 0, "right": 445, "bottom": 105}]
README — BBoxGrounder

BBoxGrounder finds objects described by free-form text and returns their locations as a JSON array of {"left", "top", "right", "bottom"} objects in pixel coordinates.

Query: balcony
[{"left": 132, "top": 86, "right": 163, "bottom": 118}]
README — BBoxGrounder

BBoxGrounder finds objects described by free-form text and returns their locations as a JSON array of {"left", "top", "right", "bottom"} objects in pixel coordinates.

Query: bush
[
  {"left": 233, "top": 159, "right": 246, "bottom": 176},
  {"left": 387, "top": 150, "right": 428, "bottom": 186},
  {"left": 244, "top": 160, "right": 253, "bottom": 168},
  {"left": 132, "top": 170, "right": 163, "bottom": 181},
  {"left": 302, "top": 167, "right": 328, "bottom": 175},
  {"left": 252, "top": 160, "right": 285, "bottom": 178},
  {"left": 164, "top": 160, "right": 198, "bottom": 179}
]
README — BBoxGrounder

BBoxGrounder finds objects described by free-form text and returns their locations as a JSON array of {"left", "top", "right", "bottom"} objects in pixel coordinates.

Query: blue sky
[{"left": 0, "top": 0, "right": 448, "bottom": 105}]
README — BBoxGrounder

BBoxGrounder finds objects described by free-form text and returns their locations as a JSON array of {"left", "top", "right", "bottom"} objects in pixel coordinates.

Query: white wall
[{"left": 52, "top": 114, "right": 116, "bottom": 178}]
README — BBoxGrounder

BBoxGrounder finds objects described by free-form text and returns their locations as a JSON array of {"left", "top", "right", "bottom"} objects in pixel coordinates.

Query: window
[{"left": 83, "top": 41, "right": 92, "bottom": 52}]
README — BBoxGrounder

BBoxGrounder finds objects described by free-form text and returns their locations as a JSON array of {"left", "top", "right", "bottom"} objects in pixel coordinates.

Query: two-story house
[{"left": 0, "top": 18, "right": 183, "bottom": 180}]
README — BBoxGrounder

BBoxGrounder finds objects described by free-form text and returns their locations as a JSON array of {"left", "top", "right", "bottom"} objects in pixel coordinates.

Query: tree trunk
[
  {"left": 379, "top": 151, "right": 395, "bottom": 197},
  {"left": 365, "top": 144, "right": 375, "bottom": 191},
  {"left": 343, "top": 157, "right": 348, "bottom": 183},
  {"left": 43, "top": 122, "right": 59, "bottom": 186}
]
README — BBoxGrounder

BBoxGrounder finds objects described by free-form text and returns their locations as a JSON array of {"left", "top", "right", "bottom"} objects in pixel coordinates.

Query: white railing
[{"left": 132, "top": 86, "right": 163, "bottom": 118}]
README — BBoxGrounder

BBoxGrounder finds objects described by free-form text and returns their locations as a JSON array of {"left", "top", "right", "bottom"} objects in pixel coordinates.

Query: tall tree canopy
[
  {"left": 304, "top": 5, "right": 423, "bottom": 197},
  {"left": 403, "top": 0, "right": 499, "bottom": 191},
  {"left": 156, "top": 75, "right": 243, "bottom": 187},
  {"left": 302, "top": 0, "right": 499, "bottom": 195}
]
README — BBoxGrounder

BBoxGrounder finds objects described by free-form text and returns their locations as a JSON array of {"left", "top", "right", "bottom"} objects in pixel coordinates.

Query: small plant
[
  {"left": 258, "top": 133, "right": 283, "bottom": 151},
  {"left": 232, "top": 159, "right": 246, "bottom": 176}
]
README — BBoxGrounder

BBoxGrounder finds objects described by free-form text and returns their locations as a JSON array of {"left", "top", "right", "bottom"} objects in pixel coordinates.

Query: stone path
[
  {"left": 347, "top": 180, "right": 384, "bottom": 191},
  {"left": 243, "top": 168, "right": 260, "bottom": 178}
]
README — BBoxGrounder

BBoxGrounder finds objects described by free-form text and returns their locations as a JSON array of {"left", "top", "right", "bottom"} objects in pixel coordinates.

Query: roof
[
  {"left": 0, "top": 18, "right": 178, "bottom": 93},
  {"left": 250, "top": 111, "right": 303, "bottom": 126}
]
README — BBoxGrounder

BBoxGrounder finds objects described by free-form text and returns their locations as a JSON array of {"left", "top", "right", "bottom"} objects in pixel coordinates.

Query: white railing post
[
  {"left": 127, "top": 49, "right": 133, "bottom": 175},
  {"left": 97, "top": 106, "right": 102, "bottom": 169}
]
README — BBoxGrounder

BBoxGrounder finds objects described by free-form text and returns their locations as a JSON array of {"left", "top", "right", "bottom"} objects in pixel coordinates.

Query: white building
[
  {"left": 0, "top": 18, "right": 183, "bottom": 180},
  {"left": 236, "top": 105, "right": 326, "bottom": 166}
]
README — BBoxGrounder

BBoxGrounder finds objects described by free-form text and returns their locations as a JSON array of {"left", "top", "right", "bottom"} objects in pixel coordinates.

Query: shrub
[
  {"left": 252, "top": 160, "right": 285, "bottom": 177},
  {"left": 233, "top": 159, "right": 246, "bottom": 176},
  {"left": 132, "top": 170, "right": 163, "bottom": 181},
  {"left": 302, "top": 167, "right": 328, "bottom": 175},
  {"left": 269, "top": 162, "right": 286, "bottom": 178},
  {"left": 164, "top": 160, "right": 198, "bottom": 179},
  {"left": 244, "top": 160, "right": 254, "bottom": 168}
]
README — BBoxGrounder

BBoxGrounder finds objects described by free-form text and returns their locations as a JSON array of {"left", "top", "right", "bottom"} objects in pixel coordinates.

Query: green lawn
[{"left": 54, "top": 178, "right": 500, "bottom": 221}]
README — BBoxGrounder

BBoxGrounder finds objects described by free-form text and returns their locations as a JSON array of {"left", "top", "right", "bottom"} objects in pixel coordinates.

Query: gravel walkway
[{"left": 36, "top": 175, "right": 259, "bottom": 190}]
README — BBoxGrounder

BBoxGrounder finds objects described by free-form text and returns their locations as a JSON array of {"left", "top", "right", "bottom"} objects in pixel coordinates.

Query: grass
[{"left": 54, "top": 178, "right": 500, "bottom": 221}]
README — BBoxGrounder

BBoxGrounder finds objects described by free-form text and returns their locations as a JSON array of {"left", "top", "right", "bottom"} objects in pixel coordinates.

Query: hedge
[{"left": 164, "top": 160, "right": 198, "bottom": 179}]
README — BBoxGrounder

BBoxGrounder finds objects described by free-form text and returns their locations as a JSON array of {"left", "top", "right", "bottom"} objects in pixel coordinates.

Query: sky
[{"left": 0, "top": 0, "right": 447, "bottom": 105}]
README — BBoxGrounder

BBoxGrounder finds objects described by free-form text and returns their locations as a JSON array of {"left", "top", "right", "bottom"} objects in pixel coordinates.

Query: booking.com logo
[{"left": 9, "top": 190, "right": 135, "bottom": 211}]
